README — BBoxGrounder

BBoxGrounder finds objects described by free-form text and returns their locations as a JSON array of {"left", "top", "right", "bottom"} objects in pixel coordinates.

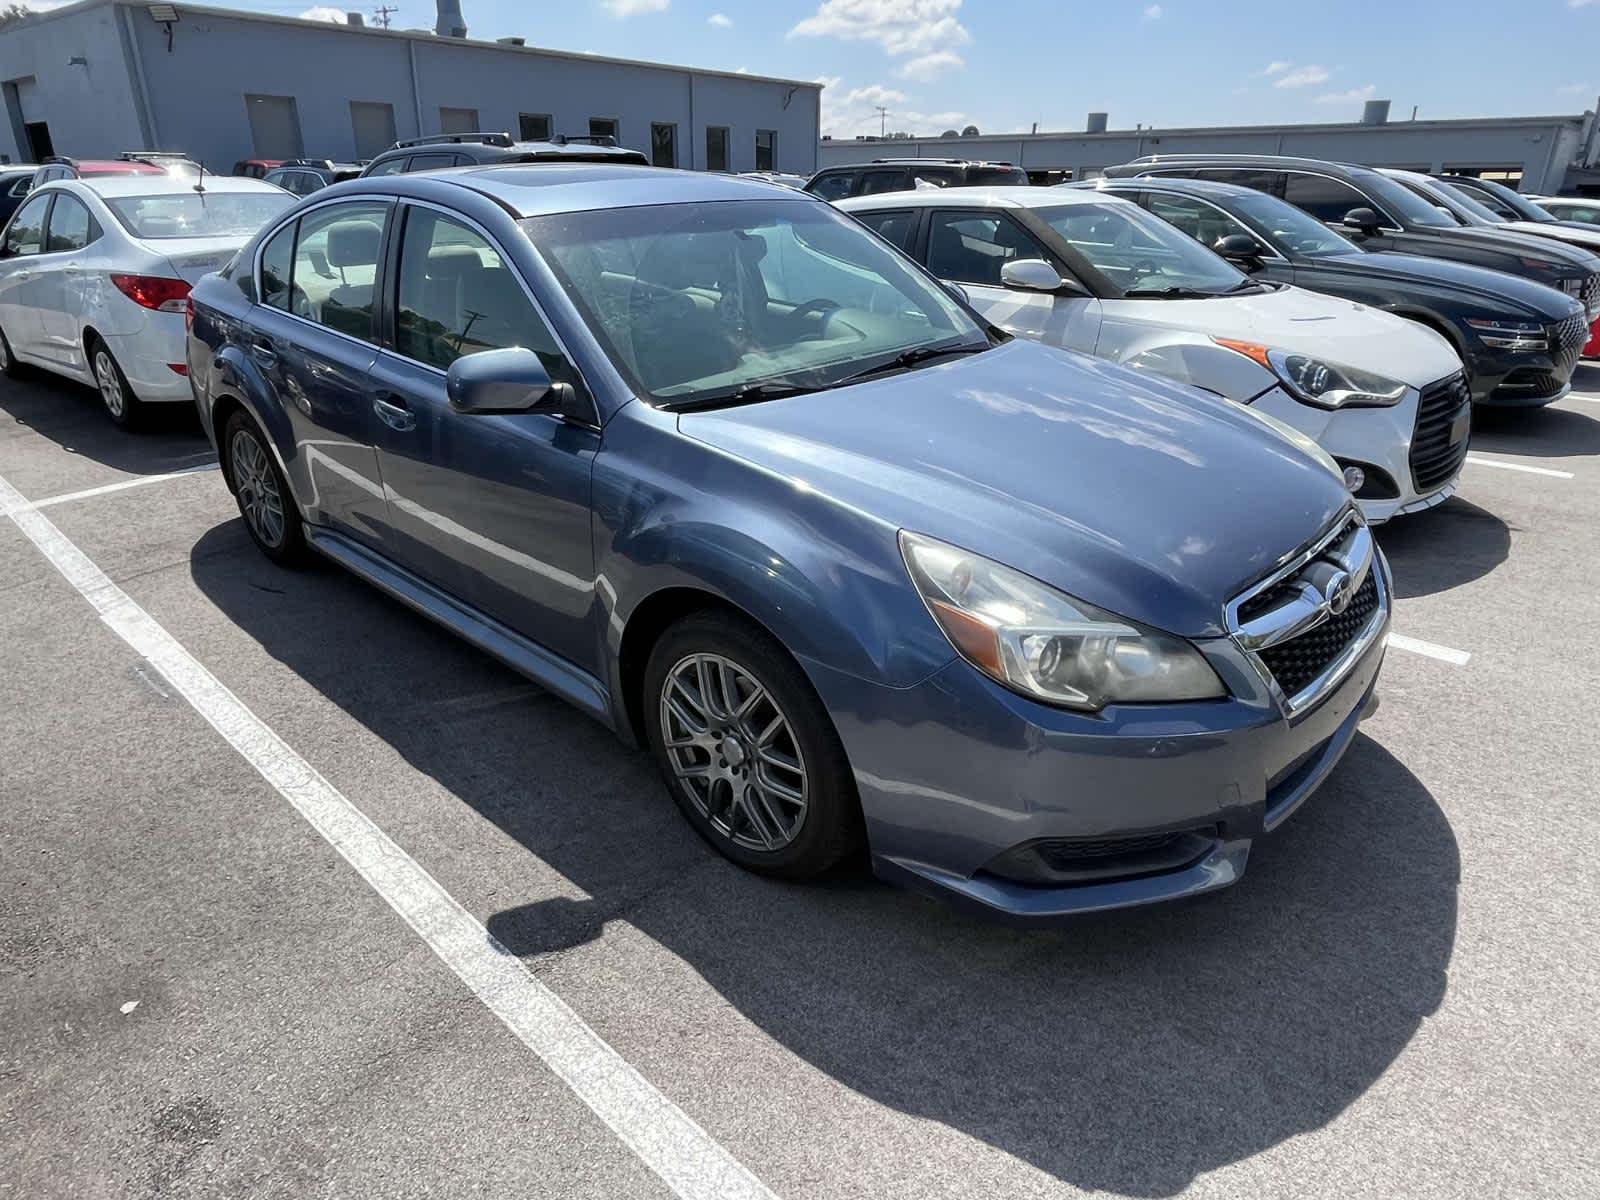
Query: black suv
[
  {"left": 264, "top": 159, "right": 365, "bottom": 196},
  {"left": 1104, "top": 154, "right": 1600, "bottom": 320},
  {"left": 805, "top": 157, "right": 1028, "bottom": 201},
  {"left": 1093, "top": 176, "right": 1589, "bottom": 406},
  {"left": 359, "top": 132, "right": 648, "bottom": 177}
]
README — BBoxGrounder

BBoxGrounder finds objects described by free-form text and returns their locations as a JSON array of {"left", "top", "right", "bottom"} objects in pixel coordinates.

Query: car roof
[
  {"left": 70, "top": 174, "right": 287, "bottom": 198},
  {"left": 1093, "top": 176, "right": 1263, "bottom": 200},
  {"left": 374, "top": 163, "right": 809, "bottom": 217},
  {"left": 1120, "top": 153, "right": 1375, "bottom": 178},
  {"left": 836, "top": 185, "right": 1126, "bottom": 212}
]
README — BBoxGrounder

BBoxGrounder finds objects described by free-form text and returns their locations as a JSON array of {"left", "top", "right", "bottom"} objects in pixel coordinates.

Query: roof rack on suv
[
  {"left": 550, "top": 134, "right": 618, "bottom": 147},
  {"left": 283, "top": 158, "right": 337, "bottom": 170},
  {"left": 394, "top": 132, "right": 515, "bottom": 149},
  {"left": 119, "top": 150, "right": 192, "bottom": 161},
  {"left": 41, "top": 156, "right": 71, "bottom": 165},
  {"left": 869, "top": 156, "right": 1015, "bottom": 167}
]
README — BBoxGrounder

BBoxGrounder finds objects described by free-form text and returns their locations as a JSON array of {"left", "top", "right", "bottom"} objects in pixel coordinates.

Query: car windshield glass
[
  {"left": 105, "top": 191, "right": 294, "bottom": 239},
  {"left": 526, "top": 198, "right": 988, "bottom": 405},
  {"left": 1413, "top": 179, "right": 1498, "bottom": 226},
  {"left": 1360, "top": 172, "right": 1457, "bottom": 228},
  {"left": 1230, "top": 192, "right": 1359, "bottom": 258},
  {"left": 1463, "top": 177, "right": 1554, "bottom": 223},
  {"left": 1032, "top": 201, "right": 1247, "bottom": 295}
]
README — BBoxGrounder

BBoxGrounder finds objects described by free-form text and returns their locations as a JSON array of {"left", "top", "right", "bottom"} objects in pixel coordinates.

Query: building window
[
  {"left": 519, "top": 113, "right": 552, "bottom": 142},
  {"left": 755, "top": 129, "right": 776, "bottom": 172},
  {"left": 589, "top": 117, "right": 619, "bottom": 143},
  {"left": 244, "top": 94, "right": 304, "bottom": 159},
  {"left": 349, "top": 101, "right": 397, "bottom": 161},
  {"left": 439, "top": 107, "right": 479, "bottom": 134},
  {"left": 650, "top": 123, "right": 677, "bottom": 168},
  {"left": 705, "top": 125, "right": 729, "bottom": 172}
]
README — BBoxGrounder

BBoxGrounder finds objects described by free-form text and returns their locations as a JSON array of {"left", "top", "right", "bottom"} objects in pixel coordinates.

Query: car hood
[
  {"left": 1329, "top": 251, "right": 1581, "bottom": 318},
  {"left": 1429, "top": 223, "right": 1600, "bottom": 269},
  {"left": 678, "top": 339, "right": 1349, "bottom": 638},
  {"left": 144, "top": 235, "right": 255, "bottom": 284},
  {"left": 1495, "top": 219, "right": 1600, "bottom": 255},
  {"left": 1109, "top": 283, "right": 1462, "bottom": 387}
]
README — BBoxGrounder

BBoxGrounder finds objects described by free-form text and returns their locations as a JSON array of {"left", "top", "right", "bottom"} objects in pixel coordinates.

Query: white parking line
[
  {"left": 31, "top": 463, "right": 219, "bottom": 510},
  {"left": 1387, "top": 633, "right": 1472, "bottom": 666},
  {"left": 0, "top": 469, "right": 777, "bottom": 1200},
  {"left": 1464, "top": 455, "right": 1574, "bottom": 480}
]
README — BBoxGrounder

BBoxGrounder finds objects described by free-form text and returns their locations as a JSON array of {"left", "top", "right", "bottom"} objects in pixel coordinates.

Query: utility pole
[
  {"left": 373, "top": 5, "right": 397, "bottom": 28},
  {"left": 875, "top": 106, "right": 888, "bottom": 138}
]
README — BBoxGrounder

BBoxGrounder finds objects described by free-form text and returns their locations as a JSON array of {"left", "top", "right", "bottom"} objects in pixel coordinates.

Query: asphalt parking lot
[{"left": 2, "top": 368, "right": 1597, "bottom": 1200}]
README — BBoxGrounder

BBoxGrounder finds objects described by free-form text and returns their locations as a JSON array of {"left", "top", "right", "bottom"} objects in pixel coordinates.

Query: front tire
[
  {"left": 223, "top": 409, "right": 306, "bottom": 566},
  {"left": 90, "top": 338, "right": 144, "bottom": 429},
  {"left": 643, "top": 611, "right": 863, "bottom": 879},
  {"left": 0, "top": 322, "right": 28, "bottom": 379}
]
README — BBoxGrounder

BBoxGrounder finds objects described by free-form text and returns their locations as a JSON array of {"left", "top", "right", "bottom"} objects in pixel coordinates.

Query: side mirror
[
  {"left": 1213, "top": 232, "right": 1266, "bottom": 263},
  {"left": 1341, "top": 206, "right": 1382, "bottom": 234},
  {"left": 447, "top": 347, "right": 573, "bottom": 416},
  {"left": 999, "top": 258, "right": 1085, "bottom": 295}
]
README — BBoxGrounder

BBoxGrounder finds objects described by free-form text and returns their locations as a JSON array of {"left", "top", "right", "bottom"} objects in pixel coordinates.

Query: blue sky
[{"left": 88, "top": 0, "right": 1600, "bottom": 137}]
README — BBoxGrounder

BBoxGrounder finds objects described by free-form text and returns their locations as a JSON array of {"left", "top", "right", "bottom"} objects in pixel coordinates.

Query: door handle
[
  {"left": 372, "top": 391, "right": 415, "bottom": 432},
  {"left": 249, "top": 337, "right": 278, "bottom": 368},
  {"left": 12, "top": 270, "right": 31, "bottom": 281}
]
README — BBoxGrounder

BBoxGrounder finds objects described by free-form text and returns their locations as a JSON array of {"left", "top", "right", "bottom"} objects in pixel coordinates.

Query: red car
[{"left": 232, "top": 158, "right": 285, "bottom": 179}]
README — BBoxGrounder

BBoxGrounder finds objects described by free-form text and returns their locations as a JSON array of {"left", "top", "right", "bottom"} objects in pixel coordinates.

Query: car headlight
[
  {"left": 1213, "top": 339, "right": 1408, "bottom": 409},
  {"left": 900, "top": 531, "right": 1226, "bottom": 711},
  {"left": 1464, "top": 318, "right": 1548, "bottom": 352}
]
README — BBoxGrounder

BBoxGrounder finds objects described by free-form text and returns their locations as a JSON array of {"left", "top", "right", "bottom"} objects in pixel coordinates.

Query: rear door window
[
  {"left": 808, "top": 171, "right": 855, "bottom": 201},
  {"left": 854, "top": 209, "right": 919, "bottom": 254},
  {"left": 288, "top": 201, "right": 389, "bottom": 340},
  {"left": 259, "top": 220, "right": 294, "bottom": 309},
  {"left": 366, "top": 156, "right": 408, "bottom": 177},
  {"left": 44, "top": 194, "right": 96, "bottom": 253},
  {"left": 405, "top": 153, "right": 458, "bottom": 173},
  {"left": 857, "top": 169, "right": 909, "bottom": 196},
  {"left": 1190, "top": 168, "right": 1284, "bottom": 195},
  {"left": 1282, "top": 173, "right": 1376, "bottom": 223}
]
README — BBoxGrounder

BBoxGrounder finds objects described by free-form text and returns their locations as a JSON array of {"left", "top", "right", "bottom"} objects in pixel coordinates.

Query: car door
[
  {"left": 33, "top": 191, "right": 101, "bottom": 369},
  {"left": 1141, "top": 191, "right": 1295, "bottom": 287},
  {"left": 922, "top": 207, "right": 1101, "bottom": 353},
  {"left": 365, "top": 201, "right": 600, "bottom": 671},
  {"left": 249, "top": 199, "right": 392, "bottom": 546},
  {"left": 0, "top": 192, "right": 54, "bottom": 356},
  {"left": 1281, "top": 171, "right": 1403, "bottom": 252}
]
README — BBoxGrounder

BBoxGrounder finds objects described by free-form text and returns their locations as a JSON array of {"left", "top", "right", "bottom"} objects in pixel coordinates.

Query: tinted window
[
  {"left": 7, "top": 176, "right": 31, "bottom": 197},
  {"left": 395, "top": 208, "right": 543, "bottom": 370},
  {"left": 1549, "top": 204, "right": 1600, "bottom": 225},
  {"left": 44, "top": 194, "right": 94, "bottom": 253},
  {"left": 1190, "top": 168, "right": 1283, "bottom": 195},
  {"left": 1282, "top": 173, "right": 1378, "bottom": 223},
  {"left": 405, "top": 153, "right": 458, "bottom": 173},
  {"left": 755, "top": 129, "right": 776, "bottom": 172},
  {"left": 259, "top": 220, "right": 294, "bottom": 310},
  {"left": 858, "top": 169, "right": 909, "bottom": 196},
  {"left": 519, "top": 113, "right": 552, "bottom": 142},
  {"left": 808, "top": 171, "right": 855, "bottom": 201},
  {"left": 908, "top": 166, "right": 961, "bottom": 188},
  {"left": 1230, "top": 192, "right": 1358, "bottom": 258},
  {"left": 290, "top": 201, "right": 388, "bottom": 339},
  {"left": 926, "top": 211, "right": 1054, "bottom": 287},
  {"left": 367, "top": 156, "right": 407, "bottom": 177},
  {"left": 651, "top": 123, "right": 677, "bottom": 168},
  {"left": 1359, "top": 172, "right": 1456, "bottom": 228},
  {"left": 1146, "top": 193, "right": 1247, "bottom": 249},
  {"left": 855, "top": 209, "right": 918, "bottom": 253},
  {"left": 105, "top": 192, "right": 293, "bottom": 240},
  {"left": 966, "top": 166, "right": 1029, "bottom": 186},
  {"left": 706, "top": 127, "right": 729, "bottom": 173},
  {"left": 3, "top": 194, "right": 50, "bottom": 257}
]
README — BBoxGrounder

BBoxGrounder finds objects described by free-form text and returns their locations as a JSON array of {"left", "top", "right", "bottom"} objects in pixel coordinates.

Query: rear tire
[
  {"left": 0, "top": 322, "right": 28, "bottom": 380},
  {"left": 223, "top": 409, "right": 307, "bottom": 566},
  {"left": 89, "top": 337, "right": 145, "bottom": 429},
  {"left": 643, "top": 610, "right": 863, "bottom": 880}
]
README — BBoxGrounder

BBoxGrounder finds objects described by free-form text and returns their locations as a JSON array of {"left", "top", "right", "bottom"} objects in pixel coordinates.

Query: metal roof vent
[
  {"left": 435, "top": 0, "right": 467, "bottom": 37},
  {"left": 1361, "top": 99, "right": 1391, "bottom": 125},
  {"left": 1086, "top": 112, "right": 1108, "bottom": 134},
  {"left": 346, "top": 11, "right": 364, "bottom": 25},
  {"left": 497, "top": 36, "right": 525, "bottom": 45}
]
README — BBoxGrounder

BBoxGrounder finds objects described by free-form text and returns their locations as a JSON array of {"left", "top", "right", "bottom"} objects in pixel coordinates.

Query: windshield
[
  {"left": 526, "top": 199, "right": 988, "bottom": 406},
  {"left": 1462, "top": 177, "right": 1554, "bottom": 223},
  {"left": 1230, "top": 192, "right": 1359, "bottom": 258},
  {"left": 1033, "top": 202, "right": 1247, "bottom": 296},
  {"left": 106, "top": 191, "right": 294, "bottom": 240},
  {"left": 1398, "top": 177, "right": 1497, "bottom": 226},
  {"left": 1360, "top": 172, "right": 1458, "bottom": 228}
]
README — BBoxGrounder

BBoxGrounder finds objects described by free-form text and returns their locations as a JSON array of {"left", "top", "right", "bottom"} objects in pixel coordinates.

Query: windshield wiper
[
  {"left": 832, "top": 341, "right": 987, "bottom": 387},
  {"left": 659, "top": 378, "right": 823, "bottom": 413},
  {"left": 1121, "top": 285, "right": 1225, "bottom": 299}
]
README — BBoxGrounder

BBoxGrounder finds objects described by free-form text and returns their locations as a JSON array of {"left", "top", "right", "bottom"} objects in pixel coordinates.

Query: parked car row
[{"left": 0, "top": 143, "right": 1574, "bottom": 923}]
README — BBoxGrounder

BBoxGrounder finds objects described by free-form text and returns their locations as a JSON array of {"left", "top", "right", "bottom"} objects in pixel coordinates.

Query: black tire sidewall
[
  {"left": 223, "top": 410, "right": 306, "bottom": 566},
  {"left": 90, "top": 340, "right": 142, "bottom": 429},
  {"left": 0, "top": 323, "right": 24, "bottom": 379},
  {"left": 643, "top": 611, "right": 862, "bottom": 879}
]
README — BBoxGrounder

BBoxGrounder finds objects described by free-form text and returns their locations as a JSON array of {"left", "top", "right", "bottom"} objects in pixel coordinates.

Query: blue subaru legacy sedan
[{"left": 186, "top": 166, "right": 1390, "bottom": 921}]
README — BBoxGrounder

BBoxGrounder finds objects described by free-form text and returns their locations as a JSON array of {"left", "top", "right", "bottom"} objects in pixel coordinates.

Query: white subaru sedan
[
  {"left": 0, "top": 174, "right": 292, "bottom": 427},
  {"left": 838, "top": 186, "right": 1471, "bottom": 523}
]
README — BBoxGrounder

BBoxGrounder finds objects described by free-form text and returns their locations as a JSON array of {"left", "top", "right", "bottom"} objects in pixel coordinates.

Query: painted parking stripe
[
  {"left": 1464, "top": 455, "right": 1574, "bottom": 480},
  {"left": 31, "top": 463, "right": 219, "bottom": 511},
  {"left": 0, "top": 469, "right": 777, "bottom": 1200},
  {"left": 1387, "top": 633, "right": 1472, "bottom": 666}
]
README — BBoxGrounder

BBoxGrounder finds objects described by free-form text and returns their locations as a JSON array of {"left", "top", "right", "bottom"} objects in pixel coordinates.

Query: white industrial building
[{"left": 0, "top": 1, "right": 821, "bottom": 175}]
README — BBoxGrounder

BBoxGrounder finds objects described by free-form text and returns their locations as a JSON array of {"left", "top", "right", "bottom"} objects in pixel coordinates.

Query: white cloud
[
  {"left": 1142, "top": 4, "right": 1162, "bottom": 19},
  {"left": 1570, "top": 0, "right": 1598, "bottom": 8},
  {"left": 898, "top": 49, "right": 964, "bottom": 81},
  {"left": 708, "top": 12, "right": 732, "bottom": 25},
  {"left": 817, "top": 76, "right": 973, "bottom": 139},
  {"left": 1262, "top": 61, "right": 1291, "bottom": 75},
  {"left": 1316, "top": 84, "right": 1377, "bottom": 105},
  {"left": 1558, "top": 82, "right": 1593, "bottom": 94},
  {"left": 1275, "top": 64, "right": 1331, "bottom": 88},
  {"left": 298, "top": 6, "right": 346, "bottom": 20},
  {"left": 601, "top": 0, "right": 669, "bottom": 16},
  {"left": 789, "top": 0, "right": 969, "bottom": 57}
]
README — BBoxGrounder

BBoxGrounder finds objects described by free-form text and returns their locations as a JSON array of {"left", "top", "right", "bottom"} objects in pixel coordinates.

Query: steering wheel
[{"left": 785, "top": 298, "right": 841, "bottom": 337}]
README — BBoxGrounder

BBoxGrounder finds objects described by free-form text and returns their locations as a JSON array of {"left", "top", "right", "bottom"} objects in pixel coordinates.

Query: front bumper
[{"left": 800, "top": 558, "right": 1391, "bottom": 923}]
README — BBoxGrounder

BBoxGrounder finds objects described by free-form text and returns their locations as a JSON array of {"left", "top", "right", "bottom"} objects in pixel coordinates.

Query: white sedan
[
  {"left": 838, "top": 186, "right": 1469, "bottom": 523},
  {"left": 0, "top": 174, "right": 292, "bottom": 427}
]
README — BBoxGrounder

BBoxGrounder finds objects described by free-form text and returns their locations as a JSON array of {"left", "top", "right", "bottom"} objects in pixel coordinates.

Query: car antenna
[{"left": 194, "top": 160, "right": 206, "bottom": 195}]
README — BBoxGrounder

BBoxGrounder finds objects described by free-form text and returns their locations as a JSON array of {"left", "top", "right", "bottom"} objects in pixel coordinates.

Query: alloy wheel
[
  {"left": 0, "top": 333, "right": 11, "bottom": 372},
  {"left": 230, "top": 428, "right": 286, "bottom": 549},
  {"left": 93, "top": 350, "right": 125, "bottom": 419},
  {"left": 658, "top": 652, "right": 809, "bottom": 852}
]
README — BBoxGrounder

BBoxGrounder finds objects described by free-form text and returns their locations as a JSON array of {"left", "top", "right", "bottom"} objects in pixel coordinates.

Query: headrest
[
  {"left": 424, "top": 245, "right": 484, "bottom": 278},
  {"left": 325, "top": 220, "right": 382, "bottom": 268}
]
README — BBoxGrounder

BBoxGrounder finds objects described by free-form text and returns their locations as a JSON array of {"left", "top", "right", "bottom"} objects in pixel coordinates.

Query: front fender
[{"left": 1115, "top": 333, "right": 1278, "bottom": 403}]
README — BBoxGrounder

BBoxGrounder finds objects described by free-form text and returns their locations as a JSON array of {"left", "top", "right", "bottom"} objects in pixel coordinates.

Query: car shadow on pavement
[
  {"left": 189, "top": 524, "right": 1459, "bottom": 1199},
  {"left": 1469, "top": 401, "right": 1600, "bottom": 461},
  {"left": 1375, "top": 496, "right": 1511, "bottom": 599},
  {"left": 0, "top": 371, "right": 212, "bottom": 476}
]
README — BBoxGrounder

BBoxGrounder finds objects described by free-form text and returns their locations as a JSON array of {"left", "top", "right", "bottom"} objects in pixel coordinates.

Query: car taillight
[{"left": 109, "top": 273, "right": 191, "bottom": 313}]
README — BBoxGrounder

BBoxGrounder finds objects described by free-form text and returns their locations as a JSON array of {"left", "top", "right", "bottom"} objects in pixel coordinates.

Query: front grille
[
  {"left": 1409, "top": 372, "right": 1472, "bottom": 493},
  {"left": 1582, "top": 273, "right": 1600, "bottom": 321},
  {"left": 1035, "top": 832, "right": 1191, "bottom": 864},
  {"left": 1257, "top": 572, "right": 1380, "bottom": 699},
  {"left": 1550, "top": 310, "right": 1588, "bottom": 373}
]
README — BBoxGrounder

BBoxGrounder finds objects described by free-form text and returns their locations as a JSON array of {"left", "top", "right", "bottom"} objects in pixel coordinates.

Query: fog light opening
[{"left": 1342, "top": 465, "right": 1366, "bottom": 493}]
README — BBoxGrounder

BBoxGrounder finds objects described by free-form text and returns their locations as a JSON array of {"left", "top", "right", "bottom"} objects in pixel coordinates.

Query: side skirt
[{"left": 306, "top": 527, "right": 616, "bottom": 731}]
